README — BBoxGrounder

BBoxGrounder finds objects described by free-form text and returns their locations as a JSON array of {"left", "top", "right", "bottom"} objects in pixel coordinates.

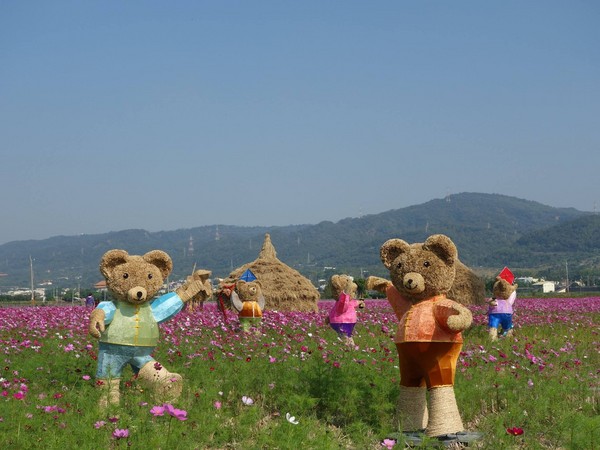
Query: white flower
[
  {"left": 241, "top": 396, "right": 254, "bottom": 406},
  {"left": 286, "top": 412, "right": 299, "bottom": 425}
]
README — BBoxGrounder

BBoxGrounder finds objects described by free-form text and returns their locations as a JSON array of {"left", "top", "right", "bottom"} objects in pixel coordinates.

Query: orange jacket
[{"left": 386, "top": 285, "right": 463, "bottom": 344}]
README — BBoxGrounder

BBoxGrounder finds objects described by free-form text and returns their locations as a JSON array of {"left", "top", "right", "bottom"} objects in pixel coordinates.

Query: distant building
[{"left": 532, "top": 281, "right": 555, "bottom": 293}]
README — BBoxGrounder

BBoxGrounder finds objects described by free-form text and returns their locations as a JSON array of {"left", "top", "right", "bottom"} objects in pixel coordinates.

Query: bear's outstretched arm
[
  {"left": 175, "top": 270, "right": 208, "bottom": 303},
  {"left": 366, "top": 276, "right": 391, "bottom": 293}
]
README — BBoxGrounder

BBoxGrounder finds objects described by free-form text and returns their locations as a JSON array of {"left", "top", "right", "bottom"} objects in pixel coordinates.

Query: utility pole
[{"left": 30, "top": 255, "right": 35, "bottom": 304}]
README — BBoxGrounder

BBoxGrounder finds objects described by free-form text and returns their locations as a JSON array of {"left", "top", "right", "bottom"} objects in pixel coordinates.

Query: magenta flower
[
  {"left": 150, "top": 405, "right": 165, "bottom": 416},
  {"left": 507, "top": 427, "right": 524, "bottom": 436},
  {"left": 112, "top": 428, "right": 129, "bottom": 439},
  {"left": 214, "top": 401, "right": 222, "bottom": 409},
  {"left": 13, "top": 391, "right": 25, "bottom": 400},
  {"left": 94, "top": 420, "right": 106, "bottom": 429},
  {"left": 82, "top": 375, "right": 91, "bottom": 381},
  {"left": 170, "top": 407, "right": 188, "bottom": 421},
  {"left": 381, "top": 438, "right": 396, "bottom": 449}
]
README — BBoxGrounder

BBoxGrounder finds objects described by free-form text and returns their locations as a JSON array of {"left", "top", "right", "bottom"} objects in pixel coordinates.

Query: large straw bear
[
  {"left": 370, "top": 234, "right": 474, "bottom": 442},
  {"left": 88, "top": 249, "right": 207, "bottom": 408}
]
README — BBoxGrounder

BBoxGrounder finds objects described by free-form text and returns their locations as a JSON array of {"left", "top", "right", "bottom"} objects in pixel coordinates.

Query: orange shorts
[{"left": 396, "top": 342, "right": 462, "bottom": 388}]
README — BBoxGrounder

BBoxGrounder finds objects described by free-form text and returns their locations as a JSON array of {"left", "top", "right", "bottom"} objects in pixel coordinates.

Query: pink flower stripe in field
[{"left": 0, "top": 297, "right": 598, "bottom": 408}]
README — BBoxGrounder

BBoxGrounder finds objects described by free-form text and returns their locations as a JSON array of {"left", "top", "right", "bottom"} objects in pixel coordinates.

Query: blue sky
[{"left": 1, "top": 1, "right": 599, "bottom": 245}]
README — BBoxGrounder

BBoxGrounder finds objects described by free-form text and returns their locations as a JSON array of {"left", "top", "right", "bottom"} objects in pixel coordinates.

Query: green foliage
[{"left": 0, "top": 193, "right": 598, "bottom": 291}]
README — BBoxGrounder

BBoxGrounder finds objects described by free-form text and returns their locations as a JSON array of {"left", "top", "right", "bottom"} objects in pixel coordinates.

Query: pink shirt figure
[
  {"left": 488, "top": 291, "right": 517, "bottom": 315},
  {"left": 329, "top": 292, "right": 360, "bottom": 324}
]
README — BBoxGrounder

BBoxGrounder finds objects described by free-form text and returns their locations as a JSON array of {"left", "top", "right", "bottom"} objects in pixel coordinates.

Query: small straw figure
[
  {"left": 231, "top": 269, "right": 265, "bottom": 332},
  {"left": 327, "top": 275, "right": 364, "bottom": 347},
  {"left": 487, "top": 267, "right": 518, "bottom": 341}
]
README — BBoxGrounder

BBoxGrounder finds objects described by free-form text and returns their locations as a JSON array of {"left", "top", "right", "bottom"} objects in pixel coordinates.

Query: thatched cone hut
[{"left": 222, "top": 233, "right": 320, "bottom": 312}]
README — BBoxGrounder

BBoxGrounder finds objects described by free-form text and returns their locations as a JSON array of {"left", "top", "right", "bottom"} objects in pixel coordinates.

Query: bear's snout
[
  {"left": 127, "top": 286, "right": 148, "bottom": 303},
  {"left": 403, "top": 272, "right": 425, "bottom": 294}
]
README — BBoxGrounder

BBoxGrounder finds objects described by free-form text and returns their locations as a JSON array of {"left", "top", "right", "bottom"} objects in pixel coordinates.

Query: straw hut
[{"left": 222, "top": 233, "right": 320, "bottom": 312}]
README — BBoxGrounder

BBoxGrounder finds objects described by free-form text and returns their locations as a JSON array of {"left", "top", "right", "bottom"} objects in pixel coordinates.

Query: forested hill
[{"left": 0, "top": 193, "right": 596, "bottom": 288}]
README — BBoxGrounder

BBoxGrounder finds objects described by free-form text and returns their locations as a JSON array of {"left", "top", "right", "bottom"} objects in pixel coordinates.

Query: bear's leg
[
  {"left": 97, "top": 378, "right": 121, "bottom": 408},
  {"left": 138, "top": 362, "right": 183, "bottom": 402},
  {"left": 488, "top": 327, "right": 498, "bottom": 341},
  {"left": 426, "top": 386, "right": 464, "bottom": 437},
  {"left": 397, "top": 385, "right": 428, "bottom": 432}
]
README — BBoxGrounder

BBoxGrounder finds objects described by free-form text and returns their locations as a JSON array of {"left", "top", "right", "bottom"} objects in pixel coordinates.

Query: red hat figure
[{"left": 487, "top": 267, "right": 518, "bottom": 341}]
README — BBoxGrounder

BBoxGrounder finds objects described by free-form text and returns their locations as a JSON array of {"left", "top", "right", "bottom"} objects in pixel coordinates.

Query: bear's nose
[{"left": 136, "top": 291, "right": 144, "bottom": 299}]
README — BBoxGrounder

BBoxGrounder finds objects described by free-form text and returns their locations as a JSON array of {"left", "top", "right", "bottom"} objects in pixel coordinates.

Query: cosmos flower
[
  {"left": 507, "top": 427, "right": 524, "bottom": 436},
  {"left": 241, "top": 396, "right": 254, "bottom": 406},
  {"left": 150, "top": 405, "right": 165, "bottom": 416},
  {"left": 285, "top": 412, "right": 299, "bottom": 425},
  {"left": 112, "top": 428, "right": 129, "bottom": 439},
  {"left": 381, "top": 438, "right": 396, "bottom": 449}
]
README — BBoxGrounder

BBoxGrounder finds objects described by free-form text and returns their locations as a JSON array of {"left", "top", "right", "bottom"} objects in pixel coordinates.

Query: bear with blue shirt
[{"left": 88, "top": 249, "right": 207, "bottom": 408}]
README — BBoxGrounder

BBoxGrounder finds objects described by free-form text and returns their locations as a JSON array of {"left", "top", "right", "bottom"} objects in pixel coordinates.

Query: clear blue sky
[{"left": 1, "top": 1, "right": 599, "bottom": 245}]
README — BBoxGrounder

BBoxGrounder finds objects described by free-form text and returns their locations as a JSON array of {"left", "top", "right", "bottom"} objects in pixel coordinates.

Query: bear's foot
[
  {"left": 138, "top": 362, "right": 183, "bottom": 402},
  {"left": 97, "top": 378, "right": 121, "bottom": 409}
]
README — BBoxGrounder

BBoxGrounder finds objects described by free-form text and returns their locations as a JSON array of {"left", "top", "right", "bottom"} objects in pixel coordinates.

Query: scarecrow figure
[{"left": 231, "top": 269, "right": 265, "bottom": 332}]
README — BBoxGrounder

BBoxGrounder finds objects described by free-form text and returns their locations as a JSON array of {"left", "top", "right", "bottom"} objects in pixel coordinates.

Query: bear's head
[
  {"left": 380, "top": 234, "right": 457, "bottom": 302},
  {"left": 330, "top": 274, "right": 357, "bottom": 299},
  {"left": 235, "top": 279, "right": 263, "bottom": 303},
  {"left": 100, "top": 249, "right": 172, "bottom": 304},
  {"left": 492, "top": 276, "right": 518, "bottom": 300}
]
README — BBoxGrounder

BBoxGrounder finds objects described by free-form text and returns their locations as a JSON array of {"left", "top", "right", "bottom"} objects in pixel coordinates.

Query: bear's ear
[
  {"left": 423, "top": 234, "right": 457, "bottom": 266},
  {"left": 142, "top": 250, "right": 173, "bottom": 279},
  {"left": 236, "top": 280, "right": 247, "bottom": 290},
  {"left": 100, "top": 249, "right": 130, "bottom": 279},
  {"left": 380, "top": 239, "right": 411, "bottom": 269}
]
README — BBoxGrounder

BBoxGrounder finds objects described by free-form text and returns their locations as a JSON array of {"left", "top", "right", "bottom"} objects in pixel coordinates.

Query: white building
[{"left": 532, "top": 281, "right": 555, "bottom": 293}]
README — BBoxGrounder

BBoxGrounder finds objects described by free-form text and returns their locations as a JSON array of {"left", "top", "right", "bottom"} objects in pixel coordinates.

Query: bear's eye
[
  {"left": 148, "top": 273, "right": 153, "bottom": 280},
  {"left": 396, "top": 262, "right": 402, "bottom": 270},
  {"left": 423, "top": 261, "right": 431, "bottom": 268},
  {"left": 123, "top": 273, "right": 129, "bottom": 279}
]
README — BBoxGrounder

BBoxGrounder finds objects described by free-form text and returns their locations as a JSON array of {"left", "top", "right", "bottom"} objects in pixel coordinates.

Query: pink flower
[
  {"left": 82, "top": 375, "right": 91, "bottom": 381},
  {"left": 13, "top": 391, "right": 24, "bottom": 400},
  {"left": 94, "top": 420, "right": 106, "bottom": 429},
  {"left": 150, "top": 405, "right": 165, "bottom": 416},
  {"left": 153, "top": 362, "right": 163, "bottom": 371},
  {"left": 112, "top": 428, "right": 129, "bottom": 439},
  {"left": 165, "top": 403, "right": 188, "bottom": 420},
  {"left": 214, "top": 401, "right": 222, "bottom": 409},
  {"left": 381, "top": 438, "right": 396, "bottom": 449},
  {"left": 170, "top": 408, "right": 188, "bottom": 421}
]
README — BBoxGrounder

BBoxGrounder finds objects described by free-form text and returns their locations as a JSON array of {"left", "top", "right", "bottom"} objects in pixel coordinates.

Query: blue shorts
[
  {"left": 488, "top": 313, "right": 513, "bottom": 332},
  {"left": 96, "top": 342, "right": 155, "bottom": 379}
]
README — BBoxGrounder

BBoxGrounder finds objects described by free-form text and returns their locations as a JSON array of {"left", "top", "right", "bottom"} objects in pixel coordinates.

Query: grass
[{"left": 0, "top": 298, "right": 599, "bottom": 449}]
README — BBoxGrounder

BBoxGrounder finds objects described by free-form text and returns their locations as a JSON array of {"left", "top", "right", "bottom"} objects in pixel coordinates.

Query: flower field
[{"left": 1, "top": 298, "right": 599, "bottom": 449}]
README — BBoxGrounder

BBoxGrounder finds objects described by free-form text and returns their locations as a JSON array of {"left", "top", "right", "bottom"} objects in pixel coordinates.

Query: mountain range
[{"left": 1, "top": 192, "right": 599, "bottom": 290}]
